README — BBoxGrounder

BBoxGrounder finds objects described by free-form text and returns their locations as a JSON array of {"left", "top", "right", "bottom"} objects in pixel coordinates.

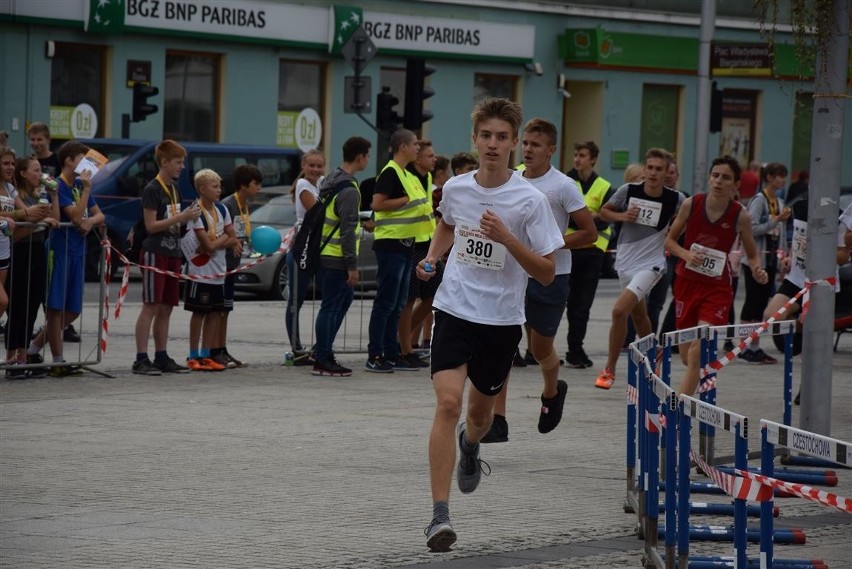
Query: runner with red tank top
[{"left": 665, "top": 156, "right": 767, "bottom": 396}]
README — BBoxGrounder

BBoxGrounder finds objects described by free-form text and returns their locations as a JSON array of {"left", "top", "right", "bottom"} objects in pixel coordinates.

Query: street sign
[{"left": 341, "top": 26, "right": 376, "bottom": 74}]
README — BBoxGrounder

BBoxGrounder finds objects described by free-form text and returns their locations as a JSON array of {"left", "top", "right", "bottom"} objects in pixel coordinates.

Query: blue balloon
[{"left": 251, "top": 225, "right": 282, "bottom": 255}]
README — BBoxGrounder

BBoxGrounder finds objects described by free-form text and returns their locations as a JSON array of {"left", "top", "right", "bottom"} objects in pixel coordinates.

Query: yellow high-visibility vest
[
  {"left": 321, "top": 182, "right": 361, "bottom": 258},
  {"left": 567, "top": 175, "right": 612, "bottom": 252},
  {"left": 374, "top": 160, "right": 435, "bottom": 240}
]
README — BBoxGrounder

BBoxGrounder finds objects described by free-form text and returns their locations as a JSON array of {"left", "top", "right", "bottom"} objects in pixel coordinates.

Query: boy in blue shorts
[
  {"left": 44, "top": 140, "right": 105, "bottom": 376},
  {"left": 183, "top": 169, "right": 236, "bottom": 371}
]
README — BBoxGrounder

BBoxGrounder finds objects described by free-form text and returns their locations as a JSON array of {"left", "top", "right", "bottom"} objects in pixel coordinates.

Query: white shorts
[{"left": 618, "top": 267, "right": 664, "bottom": 300}]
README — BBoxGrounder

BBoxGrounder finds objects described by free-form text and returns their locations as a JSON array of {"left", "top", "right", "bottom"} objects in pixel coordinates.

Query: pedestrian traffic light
[
  {"left": 132, "top": 83, "right": 159, "bottom": 123},
  {"left": 404, "top": 58, "right": 435, "bottom": 131},
  {"left": 376, "top": 86, "right": 402, "bottom": 134}
]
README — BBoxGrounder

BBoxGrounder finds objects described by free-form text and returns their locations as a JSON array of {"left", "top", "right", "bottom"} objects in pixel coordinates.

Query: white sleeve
[{"left": 526, "top": 194, "right": 566, "bottom": 255}]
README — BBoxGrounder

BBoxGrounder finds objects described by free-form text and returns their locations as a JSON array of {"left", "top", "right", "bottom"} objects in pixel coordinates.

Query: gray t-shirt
[{"left": 141, "top": 177, "right": 184, "bottom": 258}]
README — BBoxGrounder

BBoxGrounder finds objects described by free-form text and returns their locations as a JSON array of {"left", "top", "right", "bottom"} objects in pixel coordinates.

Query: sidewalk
[{"left": 2, "top": 280, "right": 850, "bottom": 568}]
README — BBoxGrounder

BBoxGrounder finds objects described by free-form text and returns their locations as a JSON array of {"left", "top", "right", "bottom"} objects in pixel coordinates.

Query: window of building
[
  {"left": 277, "top": 60, "right": 326, "bottom": 149},
  {"left": 719, "top": 89, "right": 758, "bottom": 168},
  {"left": 790, "top": 91, "right": 812, "bottom": 175},
  {"left": 49, "top": 42, "right": 106, "bottom": 140},
  {"left": 639, "top": 84, "right": 682, "bottom": 157},
  {"left": 164, "top": 51, "right": 220, "bottom": 142},
  {"left": 473, "top": 74, "right": 517, "bottom": 105}
]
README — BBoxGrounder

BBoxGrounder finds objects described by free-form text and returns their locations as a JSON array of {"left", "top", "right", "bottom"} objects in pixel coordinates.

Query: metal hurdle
[{"left": 759, "top": 420, "right": 852, "bottom": 568}]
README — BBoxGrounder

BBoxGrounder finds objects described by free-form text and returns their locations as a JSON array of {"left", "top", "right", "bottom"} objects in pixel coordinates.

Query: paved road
[{"left": 3, "top": 280, "right": 851, "bottom": 568}]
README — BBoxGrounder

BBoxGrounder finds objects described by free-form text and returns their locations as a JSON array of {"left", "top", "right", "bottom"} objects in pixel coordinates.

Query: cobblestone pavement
[{"left": 2, "top": 280, "right": 850, "bottom": 568}]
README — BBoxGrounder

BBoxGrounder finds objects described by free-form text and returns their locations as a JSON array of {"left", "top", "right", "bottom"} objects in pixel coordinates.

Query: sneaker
[
  {"left": 389, "top": 354, "right": 422, "bottom": 371},
  {"left": 5, "top": 361, "right": 27, "bottom": 380},
  {"left": 312, "top": 357, "right": 353, "bottom": 377},
  {"left": 224, "top": 350, "right": 244, "bottom": 367},
  {"left": 794, "top": 389, "right": 801, "bottom": 406},
  {"left": 523, "top": 349, "right": 538, "bottom": 365},
  {"left": 402, "top": 352, "right": 428, "bottom": 368},
  {"left": 594, "top": 368, "right": 615, "bottom": 390},
  {"left": 63, "top": 325, "right": 81, "bottom": 343},
  {"left": 579, "top": 348, "right": 593, "bottom": 368},
  {"left": 512, "top": 348, "right": 527, "bottom": 368},
  {"left": 738, "top": 348, "right": 777, "bottom": 365},
  {"left": 200, "top": 357, "right": 225, "bottom": 371},
  {"left": 211, "top": 353, "right": 237, "bottom": 369},
  {"left": 420, "top": 339, "right": 431, "bottom": 350},
  {"left": 26, "top": 354, "right": 49, "bottom": 378},
  {"left": 49, "top": 363, "right": 84, "bottom": 377},
  {"left": 480, "top": 414, "right": 508, "bottom": 444},
  {"left": 456, "top": 422, "right": 490, "bottom": 494},
  {"left": 293, "top": 350, "right": 315, "bottom": 367},
  {"left": 723, "top": 340, "right": 736, "bottom": 354},
  {"left": 364, "top": 356, "right": 394, "bottom": 373},
  {"left": 538, "top": 380, "right": 568, "bottom": 434},
  {"left": 424, "top": 515, "right": 456, "bottom": 552},
  {"left": 155, "top": 357, "right": 191, "bottom": 374},
  {"left": 132, "top": 358, "right": 163, "bottom": 376},
  {"left": 565, "top": 351, "right": 586, "bottom": 369},
  {"left": 186, "top": 358, "right": 213, "bottom": 371}
]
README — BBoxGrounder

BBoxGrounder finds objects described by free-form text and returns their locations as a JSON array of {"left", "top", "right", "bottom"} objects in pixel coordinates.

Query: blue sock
[
  {"left": 136, "top": 352, "right": 148, "bottom": 362},
  {"left": 189, "top": 349, "right": 200, "bottom": 360},
  {"left": 200, "top": 348, "right": 210, "bottom": 358},
  {"left": 154, "top": 350, "right": 168, "bottom": 362}
]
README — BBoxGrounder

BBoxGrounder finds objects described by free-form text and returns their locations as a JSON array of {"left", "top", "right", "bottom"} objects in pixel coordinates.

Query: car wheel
[{"left": 270, "top": 258, "right": 289, "bottom": 301}]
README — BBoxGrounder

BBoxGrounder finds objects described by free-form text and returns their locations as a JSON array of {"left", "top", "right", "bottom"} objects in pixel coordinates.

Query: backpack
[
  {"left": 126, "top": 218, "right": 147, "bottom": 263},
  {"left": 290, "top": 182, "right": 347, "bottom": 276}
]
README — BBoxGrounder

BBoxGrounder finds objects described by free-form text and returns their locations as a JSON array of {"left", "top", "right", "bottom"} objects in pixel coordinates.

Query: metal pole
[
  {"left": 691, "top": 0, "right": 715, "bottom": 195},
  {"left": 800, "top": 0, "right": 850, "bottom": 435}
]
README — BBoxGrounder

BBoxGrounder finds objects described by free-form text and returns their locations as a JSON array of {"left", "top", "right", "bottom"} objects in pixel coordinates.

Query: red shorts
[
  {"left": 141, "top": 251, "right": 183, "bottom": 306},
  {"left": 674, "top": 277, "right": 732, "bottom": 329}
]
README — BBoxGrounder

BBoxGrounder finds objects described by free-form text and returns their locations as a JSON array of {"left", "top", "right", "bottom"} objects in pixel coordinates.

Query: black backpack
[
  {"left": 126, "top": 218, "right": 147, "bottom": 263},
  {"left": 290, "top": 182, "right": 347, "bottom": 276}
]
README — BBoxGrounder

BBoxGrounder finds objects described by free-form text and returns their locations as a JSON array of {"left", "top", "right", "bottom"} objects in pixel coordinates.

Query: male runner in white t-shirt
[
  {"left": 483, "top": 118, "right": 596, "bottom": 443},
  {"left": 416, "top": 99, "right": 565, "bottom": 553}
]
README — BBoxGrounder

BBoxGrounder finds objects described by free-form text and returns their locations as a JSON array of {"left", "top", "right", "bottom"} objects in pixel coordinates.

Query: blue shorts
[
  {"left": 525, "top": 274, "right": 570, "bottom": 337},
  {"left": 47, "top": 251, "right": 85, "bottom": 314}
]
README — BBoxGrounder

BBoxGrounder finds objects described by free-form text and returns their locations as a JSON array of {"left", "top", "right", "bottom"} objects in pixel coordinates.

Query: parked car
[
  {"left": 232, "top": 195, "right": 378, "bottom": 300},
  {"left": 82, "top": 138, "right": 301, "bottom": 280}
]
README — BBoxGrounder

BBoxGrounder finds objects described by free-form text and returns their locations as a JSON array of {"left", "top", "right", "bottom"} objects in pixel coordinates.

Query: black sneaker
[
  {"left": 738, "top": 348, "right": 777, "bottom": 365},
  {"left": 723, "top": 340, "right": 736, "bottom": 353},
  {"left": 512, "top": 348, "right": 527, "bottom": 367},
  {"left": 523, "top": 350, "right": 538, "bottom": 365},
  {"left": 565, "top": 351, "right": 586, "bottom": 369},
  {"left": 794, "top": 389, "right": 801, "bottom": 405},
  {"left": 403, "top": 352, "right": 429, "bottom": 368},
  {"left": 389, "top": 354, "right": 422, "bottom": 371},
  {"left": 154, "top": 357, "right": 191, "bottom": 374},
  {"left": 480, "top": 414, "right": 508, "bottom": 444},
  {"left": 312, "top": 357, "right": 352, "bottom": 377},
  {"left": 364, "top": 356, "right": 394, "bottom": 373},
  {"left": 224, "top": 350, "right": 244, "bottom": 367},
  {"left": 538, "top": 380, "right": 568, "bottom": 434},
  {"left": 456, "top": 422, "right": 490, "bottom": 493},
  {"left": 424, "top": 515, "right": 456, "bottom": 552},
  {"left": 63, "top": 325, "right": 81, "bottom": 343},
  {"left": 5, "top": 362, "right": 27, "bottom": 380},
  {"left": 293, "top": 350, "right": 315, "bottom": 367},
  {"left": 132, "top": 358, "right": 163, "bottom": 376},
  {"left": 26, "top": 354, "right": 49, "bottom": 378}
]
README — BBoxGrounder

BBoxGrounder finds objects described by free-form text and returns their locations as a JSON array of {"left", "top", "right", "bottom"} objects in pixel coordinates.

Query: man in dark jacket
[{"left": 311, "top": 136, "right": 372, "bottom": 376}]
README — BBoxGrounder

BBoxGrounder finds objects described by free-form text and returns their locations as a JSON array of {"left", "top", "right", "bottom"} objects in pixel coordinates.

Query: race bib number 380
[{"left": 454, "top": 222, "right": 507, "bottom": 271}]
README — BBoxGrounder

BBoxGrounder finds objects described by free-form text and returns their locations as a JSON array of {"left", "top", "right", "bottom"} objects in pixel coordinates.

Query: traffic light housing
[
  {"left": 132, "top": 83, "right": 159, "bottom": 123},
  {"left": 404, "top": 58, "right": 435, "bottom": 131},
  {"left": 709, "top": 81, "right": 723, "bottom": 133},
  {"left": 376, "top": 86, "right": 402, "bottom": 134}
]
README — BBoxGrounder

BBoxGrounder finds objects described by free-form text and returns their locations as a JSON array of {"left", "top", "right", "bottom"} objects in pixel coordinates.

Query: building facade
[{"left": 2, "top": 0, "right": 849, "bottom": 191}]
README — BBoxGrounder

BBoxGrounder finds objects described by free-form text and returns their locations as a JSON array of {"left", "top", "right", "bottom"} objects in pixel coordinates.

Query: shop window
[
  {"left": 277, "top": 60, "right": 326, "bottom": 149},
  {"left": 164, "top": 51, "right": 220, "bottom": 142},
  {"left": 719, "top": 89, "right": 758, "bottom": 168},
  {"left": 639, "top": 84, "right": 681, "bottom": 158},
  {"left": 49, "top": 43, "right": 106, "bottom": 140},
  {"left": 473, "top": 74, "right": 517, "bottom": 104},
  {"left": 790, "top": 91, "right": 812, "bottom": 175}
]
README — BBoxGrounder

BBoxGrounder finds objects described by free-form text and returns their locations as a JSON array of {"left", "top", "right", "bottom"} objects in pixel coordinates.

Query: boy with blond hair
[{"left": 183, "top": 169, "right": 236, "bottom": 371}]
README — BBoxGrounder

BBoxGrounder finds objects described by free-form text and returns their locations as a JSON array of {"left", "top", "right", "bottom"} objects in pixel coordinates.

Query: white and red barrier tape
[
  {"left": 698, "top": 276, "right": 837, "bottom": 392},
  {"left": 691, "top": 451, "right": 775, "bottom": 502},
  {"left": 732, "top": 466, "right": 852, "bottom": 513},
  {"left": 99, "top": 227, "right": 296, "bottom": 352}
]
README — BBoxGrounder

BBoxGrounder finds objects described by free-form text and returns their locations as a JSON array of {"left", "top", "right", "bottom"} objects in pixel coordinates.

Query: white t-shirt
[
  {"left": 516, "top": 166, "right": 586, "bottom": 275},
  {"left": 787, "top": 205, "right": 850, "bottom": 289},
  {"left": 0, "top": 182, "right": 16, "bottom": 260},
  {"left": 294, "top": 177, "right": 322, "bottom": 224},
  {"left": 608, "top": 184, "right": 683, "bottom": 273},
  {"left": 433, "top": 171, "right": 565, "bottom": 325},
  {"left": 186, "top": 202, "right": 232, "bottom": 284}
]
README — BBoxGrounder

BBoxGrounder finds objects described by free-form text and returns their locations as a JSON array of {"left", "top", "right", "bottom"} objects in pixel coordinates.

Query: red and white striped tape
[
  {"left": 101, "top": 241, "right": 111, "bottom": 352},
  {"left": 111, "top": 227, "right": 296, "bottom": 319},
  {"left": 732, "top": 466, "right": 852, "bottom": 513},
  {"left": 698, "top": 276, "right": 837, "bottom": 393},
  {"left": 691, "top": 451, "right": 774, "bottom": 502}
]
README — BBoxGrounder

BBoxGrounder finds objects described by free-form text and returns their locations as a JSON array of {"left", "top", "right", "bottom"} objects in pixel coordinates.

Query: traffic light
[
  {"left": 376, "top": 86, "right": 402, "bottom": 134},
  {"left": 132, "top": 83, "right": 159, "bottom": 123},
  {"left": 709, "top": 81, "right": 723, "bottom": 133},
  {"left": 404, "top": 58, "right": 435, "bottom": 131}
]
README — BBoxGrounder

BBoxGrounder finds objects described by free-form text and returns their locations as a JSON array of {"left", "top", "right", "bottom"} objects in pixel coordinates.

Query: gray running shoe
[
  {"left": 424, "top": 516, "right": 456, "bottom": 552},
  {"left": 456, "top": 422, "right": 490, "bottom": 494}
]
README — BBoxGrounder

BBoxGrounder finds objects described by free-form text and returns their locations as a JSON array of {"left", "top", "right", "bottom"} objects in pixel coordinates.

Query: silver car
[{"left": 232, "top": 194, "right": 377, "bottom": 299}]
